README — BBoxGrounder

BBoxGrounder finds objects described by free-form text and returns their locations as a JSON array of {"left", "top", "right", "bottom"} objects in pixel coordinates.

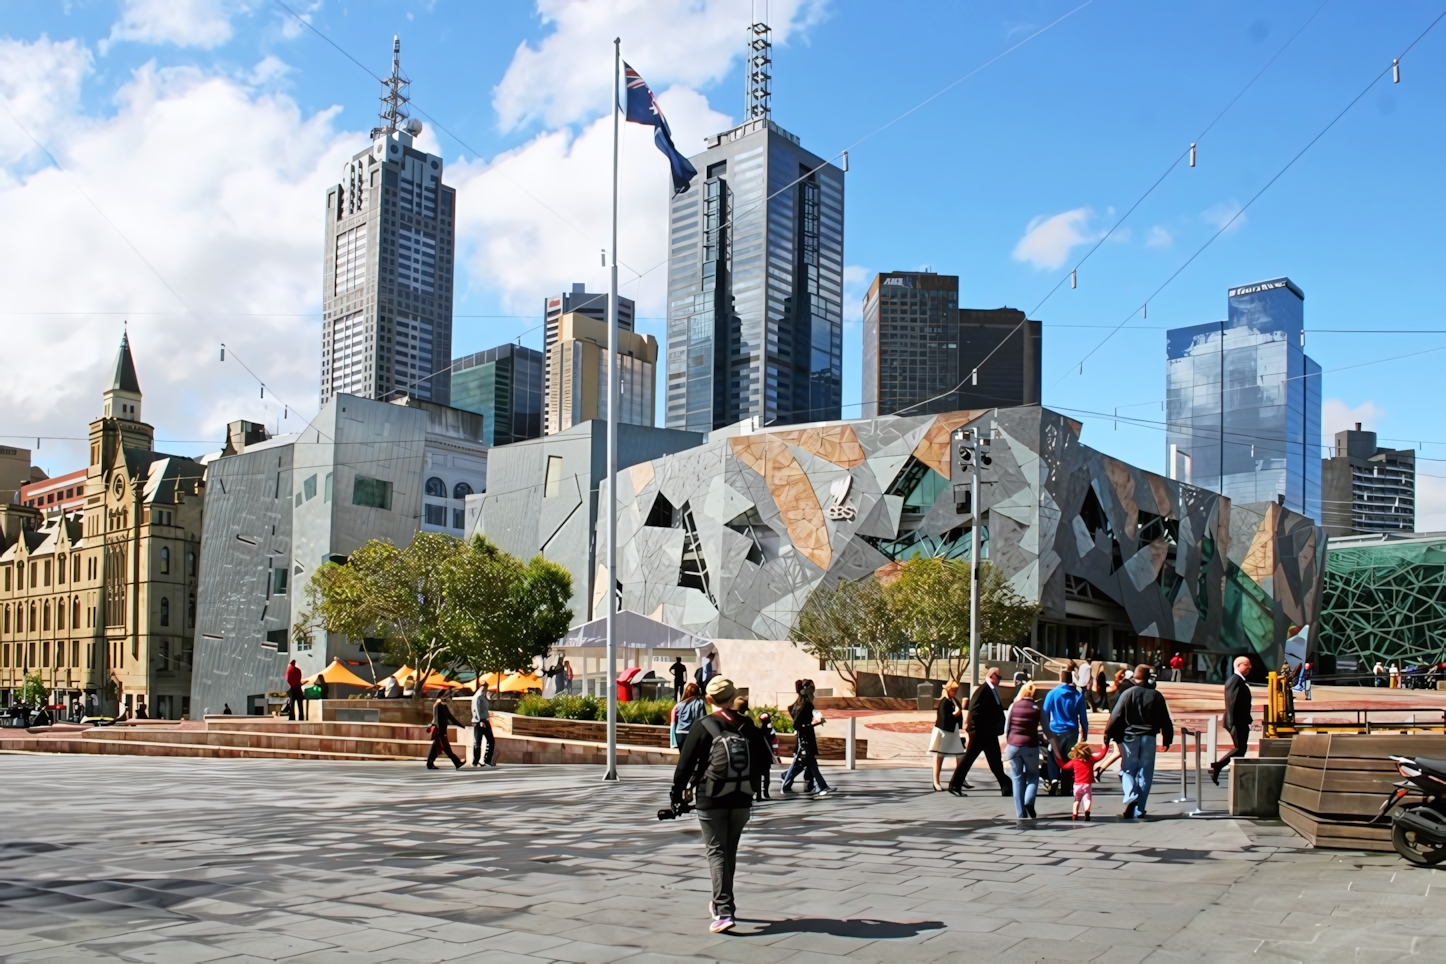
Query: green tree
[
  {"left": 301, "top": 532, "right": 459, "bottom": 700},
  {"left": 888, "top": 556, "right": 970, "bottom": 681},
  {"left": 976, "top": 562, "right": 1041, "bottom": 671},
  {"left": 444, "top": 536, "right": 574, "bottom": 679},
  {"left": 21, "top": 671, "right": 47, "bottom": 705},
  {"left": 792, "top": 574, "right": 907, "bottom": 696}
]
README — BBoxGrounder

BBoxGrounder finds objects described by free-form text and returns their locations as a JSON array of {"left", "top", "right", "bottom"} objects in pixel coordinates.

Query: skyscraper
[
  {"left": 1165, "top": 277, "right": 1322, "bottom": 521},
  {"left": 664, "top": 21, "right": 844, "bottom": 433},
  {"left": 321, "top": 38, "right": 455, "bottom": 407},
  {"left": 546, "top": 313, "right": 657, "bottom": 434},
  {"left": 862, "top": 271, "right": 1041, "bottom": 417},
  {"left": 542, "top": 284, "right": 633, "bottom": 434},
  {"left": 451, "top": 343, "right": 545, "bottom": 447}
]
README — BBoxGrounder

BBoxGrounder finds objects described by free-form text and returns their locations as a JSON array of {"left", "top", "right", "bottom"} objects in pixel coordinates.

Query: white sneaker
[{"left": 812, "top": 789, "right": 830, "bottom": 798}]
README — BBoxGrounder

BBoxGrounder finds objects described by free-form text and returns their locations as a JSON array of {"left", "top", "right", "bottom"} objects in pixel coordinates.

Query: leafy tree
[
  {"left": 21, "top": 671, "right": 46, "bottom": 705},
  {"left": 889, "top": 557, "right": 970, "bottom": 681},
  {"left": 445, "top": 536, "right": 574, "bottom": 680},
  {"left": 976, "top": 562, "right": 1042, "bottom": 670},
  {"left": 793, "top": 574, "right": 907, "bottom": 695}
]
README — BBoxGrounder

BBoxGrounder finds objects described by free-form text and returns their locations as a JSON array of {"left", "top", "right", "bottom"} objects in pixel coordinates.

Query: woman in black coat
[
  {"left": 928, "top": 680, "right": 964, "bottom": 791},
  {"left": 426, "top": 695, "right": 464, "bottom": 770}
]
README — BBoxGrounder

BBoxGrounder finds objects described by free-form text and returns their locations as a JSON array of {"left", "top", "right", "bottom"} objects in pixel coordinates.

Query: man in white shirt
[{"left": 470, "top": 681, "right": 496, "bottom": 768}]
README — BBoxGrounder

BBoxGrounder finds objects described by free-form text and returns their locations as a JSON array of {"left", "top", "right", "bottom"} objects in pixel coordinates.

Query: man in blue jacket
[{"left": 1041, "top": 668, "right": 1089, "bottom": 795}]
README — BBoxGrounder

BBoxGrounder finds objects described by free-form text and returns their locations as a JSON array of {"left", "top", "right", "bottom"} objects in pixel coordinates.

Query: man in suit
[
  {"left": 949, "top": 666, "right": 1013, "bottom": 796},
  {"left": 1210, "top": 655, "right": 1254, "bottom": 785}
]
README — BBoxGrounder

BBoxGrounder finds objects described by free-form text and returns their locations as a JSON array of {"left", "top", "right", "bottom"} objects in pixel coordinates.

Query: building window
[
  {"left": 43, "top": 560, "right": 50, "bottom": 587},
  {"left": 424, "top": 476, "right": 447, "bottom": 498},
  {"left": 160, "top": 597, "right": 170, "bottom": 627},
  {"left": 2, "top": 604, "right": 7, "bottom": 633},
  {"left": 303, "top": 474, "right": 318, "bottom": 501},
  {"left": 187, "top": 551, "right": 195, "bottom": 577},
  {"left": 160, "top": 546, "right": 170, "bottom": 574},
  {"left": 452, "top": 481, "right": 473, "bottom": 500},
  {"left": 57, "top": 638, "right": 65, "bottom": 667},
  {"left": 72, "top": 640, "right": 79, "bottom": 668},
  {"left": 453, "top": 508, "right": 465, "bottom": 530},
  {"left": 42, "top": 600, "right": 50, "bottom": 631},
  {"left": 188, "top": 593, "right": 196, "bottom": 628},
  {"left": 424, "top": 503, "right": 447, "bottom": 526},
  {"left": 3, "top": 566, "right": 8, "bottom": 591},
  {"left": 16, "top": 564, "right": 23, "bottom": 590},
  {"left": 72, "top": 598, "right": 80, "bottom": 629},
  {"left": 57, "top": 598, "right": 65, "bottom": 631},
  {"left": 544, "top": 456, "right": 563, "bottom": 498},
  {"left": 352, "top": 476, "right": 393, "bottom": 510},
  {"left": 272, "top": 569, "right": 288, "bottom": 596},
  {"left": 58, "top": 554, "right": 66, "bottom": 584},
  {"left": 325, "top": 472, "right": 334, "bottom": 502},
  {"left": 73, "top": 554, "right": 80, "bottom": 583},
  {"left": 42, "top": 640, "right": 50, "bottom": 667}
]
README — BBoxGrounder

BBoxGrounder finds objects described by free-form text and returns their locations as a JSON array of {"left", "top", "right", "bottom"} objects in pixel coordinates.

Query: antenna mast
[
  {"left": 372, "top": 35, "right": 411, "bottom": 139},
  {"left": 746, "top": 3, "right": 772, "bottom": 120}
]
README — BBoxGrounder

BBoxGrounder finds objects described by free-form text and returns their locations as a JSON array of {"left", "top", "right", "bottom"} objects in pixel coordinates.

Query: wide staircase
[{"left": 0, "top": 713, "right": 678, "bottom": 765}]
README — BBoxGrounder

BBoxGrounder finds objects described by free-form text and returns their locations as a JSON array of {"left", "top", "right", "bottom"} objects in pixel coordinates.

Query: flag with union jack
[{"left": 622, "top": 62, "right": 698, "bottom": 196}]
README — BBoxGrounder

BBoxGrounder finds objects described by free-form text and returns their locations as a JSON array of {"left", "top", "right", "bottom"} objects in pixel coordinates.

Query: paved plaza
[{"left": 0, "top": 756, "right": 1441, "bottom": 963}]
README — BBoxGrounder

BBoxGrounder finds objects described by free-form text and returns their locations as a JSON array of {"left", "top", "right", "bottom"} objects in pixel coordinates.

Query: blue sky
[{"left": 2, "top": 1, "right": 1442, "bottom": 524}]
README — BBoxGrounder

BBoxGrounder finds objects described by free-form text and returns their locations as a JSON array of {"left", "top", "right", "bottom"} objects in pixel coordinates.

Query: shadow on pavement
[{"left": 733, "top": 917, "right": 945, "bottom": 939}]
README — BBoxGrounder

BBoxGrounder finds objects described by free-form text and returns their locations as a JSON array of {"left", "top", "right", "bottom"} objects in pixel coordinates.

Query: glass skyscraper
[
  {"left": 1165, "top": 277, "right": 1322, "bottom": 521},
  {"left": 450, "top": 343, "right": 544, "bottom": 447},
  {"left": 664, "top": 117, "right": 844, "bottom": 432}
]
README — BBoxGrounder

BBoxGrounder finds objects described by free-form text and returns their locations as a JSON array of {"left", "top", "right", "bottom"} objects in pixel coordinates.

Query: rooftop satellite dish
[{"left": 403, "top": 118, "right": 423, "bottom": 137}]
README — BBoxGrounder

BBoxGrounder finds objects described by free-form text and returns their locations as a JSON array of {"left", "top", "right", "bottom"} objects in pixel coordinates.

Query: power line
[{"left": 1053, "top": 6, "right": 1446, "bottom": 387}]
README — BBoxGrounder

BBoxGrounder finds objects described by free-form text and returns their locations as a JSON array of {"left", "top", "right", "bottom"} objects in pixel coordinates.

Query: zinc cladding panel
[{"left": 190, "top": 442, "right": 295, "bottom": 718}]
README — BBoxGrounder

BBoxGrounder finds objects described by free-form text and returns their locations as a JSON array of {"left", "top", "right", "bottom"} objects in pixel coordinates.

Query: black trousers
[
  {"left": 285, "top": 687, "right": 304, "bottom": 721},
  {"left": 427, "top": 733, "right": 462, "bottom": 767},
  {"left": 1213, "top": 724, "right": 1249, "bottom": 772},
  {"left": 673, "top": 680, "right": 685, "bottom": 701},
  {"left": 950, "top": 731, "right": 1011, "bottom": 793},
  {"left": 471, "top": 720, "right": 495, "bottom": 765}
]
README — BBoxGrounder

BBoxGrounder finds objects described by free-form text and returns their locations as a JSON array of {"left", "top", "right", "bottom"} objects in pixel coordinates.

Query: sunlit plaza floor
[{"left": 0, "top": 755, "right": 1441, "bottom": 963}]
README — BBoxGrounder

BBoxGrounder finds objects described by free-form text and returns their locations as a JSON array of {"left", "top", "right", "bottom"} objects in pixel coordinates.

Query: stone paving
[{"left": 0, "top": 755, "right": 1441, "bottom": 963}]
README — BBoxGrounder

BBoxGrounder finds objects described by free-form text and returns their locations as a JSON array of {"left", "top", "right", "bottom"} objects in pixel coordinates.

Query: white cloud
[
  {"left": 493, "top": 0, "right": 829, "bottom": 131},
  {"left": 1202, "top": 199, "right": 1246, "bottom": 234},
  {"left": 0, "top": 40, "right": 357, "bottom": 474},
  {"left": 452, "top": 85, "right": 731, "bottom": 318},
  {"left": 103, "top": 0, "right": 246, "bottom": 52},
  {"left": 1145, "top": 225, "right": 1173, "bottom": 248},
  {"left": 1323, "top": 398, "right": 1385, "bottom": 437},
  {"left": 1011, "top": 207, "right": 1098, "bottom": 271},
  {"left": 0, "top": 36, "right": 92, "bottom": 168},
  {"left": 842, "top": 265, "right": 870, "bottom": 323}
]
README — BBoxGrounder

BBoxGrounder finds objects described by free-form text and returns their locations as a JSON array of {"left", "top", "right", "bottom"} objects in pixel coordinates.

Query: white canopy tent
[{"left": 555, "top": 611, "right": 717, "bottom": 697}]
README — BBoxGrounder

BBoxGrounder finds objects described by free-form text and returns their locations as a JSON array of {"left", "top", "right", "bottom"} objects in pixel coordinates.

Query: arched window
[
  {"left": 72, "top": 598, "right": 80, "bottom": 629},
  {"left": 452, "top": 481, "right": 473, "bottom": 500},
  {"left": 42, "top": 600, "right": 50, "bottom": 631},
  {"left": 16, "top": 604, "right": 23, "bottom": 633},
  {"left": 57, "top": 598, "right": 66, "bottom": 631},
  {"left": 160, "top": 546, "right": 170, "bottom": 574},
  {"left": 58, "top": 554, "right": 66, "bottom": 584},
  {"left": 424, "top": 477, "right": 447, "bottom": 498},
  {"left": 160, "top": 597, "right": 170, "bottom": 627}
]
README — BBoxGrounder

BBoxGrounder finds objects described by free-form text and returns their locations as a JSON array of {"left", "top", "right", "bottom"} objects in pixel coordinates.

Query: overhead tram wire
[
  {"left": 891, "top": 2, "right": 1335, "bottom": 419},
  {"left": 1053, "top": 6, "right": 1446, "bottom": 389}
]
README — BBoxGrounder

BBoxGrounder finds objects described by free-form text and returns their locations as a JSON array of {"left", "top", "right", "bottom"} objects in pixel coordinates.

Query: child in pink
[{"left": 1055, "top": 742, "right": 1109, "bottom": 820}]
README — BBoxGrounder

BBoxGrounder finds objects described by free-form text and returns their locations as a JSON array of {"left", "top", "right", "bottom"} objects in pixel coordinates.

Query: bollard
[
  {"left": 1193, "top": 730, "right": 1205, "bottom": 814},
  {"left": 846, "top": 716, "right": 857, "bottom": 770},
  {"left": 917, "top": 682, "right": 934, "bottom": 712},
  {"left": 1207, "top": 715, "right": 1217, "bottom": 769},
  {"left": 1172, "top": 727, "right": 1191, "bottom": 802}
]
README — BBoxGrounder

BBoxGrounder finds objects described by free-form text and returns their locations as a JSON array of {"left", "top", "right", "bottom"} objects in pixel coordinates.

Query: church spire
[{"left": 103, "top": 331, "right": 143, "bottom": 422}]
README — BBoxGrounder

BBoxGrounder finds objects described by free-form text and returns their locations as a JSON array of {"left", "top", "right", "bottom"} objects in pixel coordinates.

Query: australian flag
[{"left": 623, "top": 62, "right": 698, "bottom": 196}]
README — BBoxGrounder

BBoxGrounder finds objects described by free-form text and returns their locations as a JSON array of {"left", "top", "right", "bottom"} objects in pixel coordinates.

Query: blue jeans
[
  {"left": 780, "top": 739, "right": 829, "bottom": 792},
  {"left": 1005, "top": 744, "right": 1039, "bottom": 817},
  {"left": 1119, "top": 735, "right": 1157, "bottom": 813}
]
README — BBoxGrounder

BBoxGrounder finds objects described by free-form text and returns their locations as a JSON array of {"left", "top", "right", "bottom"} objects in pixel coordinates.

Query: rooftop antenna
[
  {"left": 371, "top": 35, "right": 411, "bottom": 140},
  {"left": 746, "top": 1, "right": 772, "bottom": 120}
]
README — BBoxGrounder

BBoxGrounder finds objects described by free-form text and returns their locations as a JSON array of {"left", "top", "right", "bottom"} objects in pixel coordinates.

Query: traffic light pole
[{"left": 970, "top": 457, "right": 981, "bottom": 690}]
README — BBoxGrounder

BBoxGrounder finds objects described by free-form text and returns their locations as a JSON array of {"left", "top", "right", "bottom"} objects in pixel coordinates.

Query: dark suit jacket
[
  {"left": 1224, "top": 674, "right": 1252, "bottom": 731},
  {"left": 965, "top": 684, "right": 1006, "bottom": 738}
]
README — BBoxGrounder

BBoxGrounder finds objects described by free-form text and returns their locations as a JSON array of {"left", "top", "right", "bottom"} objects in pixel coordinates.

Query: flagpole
[{"left": 604, "top": 36, "right": 621, "bottom": 782}]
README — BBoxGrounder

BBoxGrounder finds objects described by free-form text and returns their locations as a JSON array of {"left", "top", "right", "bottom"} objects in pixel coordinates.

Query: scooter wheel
[{"left": 1392, "top": 822, "right": 1446, "bottom": 865}]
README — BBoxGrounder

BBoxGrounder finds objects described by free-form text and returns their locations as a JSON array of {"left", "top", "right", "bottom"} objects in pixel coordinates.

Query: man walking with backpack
[{"left": 671, "top": 676, "right": 770, "bottom": 934}]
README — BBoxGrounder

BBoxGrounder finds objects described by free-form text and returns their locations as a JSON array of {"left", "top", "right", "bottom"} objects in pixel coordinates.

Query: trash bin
[{"left": 916, "top": 682, "right": 934, "bottom": 711}]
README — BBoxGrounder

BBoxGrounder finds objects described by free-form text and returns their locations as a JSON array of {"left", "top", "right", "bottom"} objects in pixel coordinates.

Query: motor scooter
[{"left": 1373, "top": 755, "right": 1446, "bottom": 865}]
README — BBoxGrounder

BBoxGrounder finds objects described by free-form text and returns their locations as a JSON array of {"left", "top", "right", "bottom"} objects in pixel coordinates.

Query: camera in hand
[{"left": 657, "top": 799, "right": 694, "bottom": 821}]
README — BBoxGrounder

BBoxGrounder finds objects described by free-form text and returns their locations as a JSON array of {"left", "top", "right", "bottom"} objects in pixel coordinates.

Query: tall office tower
[
  {"left": 664, "top": 21, "right": 844, "bottom": 433},
  {"left": 542, "top": 284, "right": 633, "bottom": 434},
  {"left": 321, "top": 38, "right": 455, "bottom": 408},
  {"left": 1321, "top": 424, "right": 1415, "bottom": 536},
  {"left": 451, "top": 343, "right": 545, "bottom": 447},
  {"left": 1165, "top": 277, "right": 1322, "bottom": 520},
  {"left": 861, "top": 272, "right": 1042, "bottom": 417},
  {"left": 547, "top": 312, "right": 657, "bottom": 434}
]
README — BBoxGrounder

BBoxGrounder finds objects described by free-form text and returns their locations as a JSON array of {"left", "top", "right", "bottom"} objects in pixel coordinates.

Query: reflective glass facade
[
  {"left": 450, "top": 343, "right": 544, "bottom": 447},
  {"left": 665, "top": 118, "right": 844, "bottom": 432},
  {"left": 1165, "top": 278, "right": 1321, "bottom": 522}
]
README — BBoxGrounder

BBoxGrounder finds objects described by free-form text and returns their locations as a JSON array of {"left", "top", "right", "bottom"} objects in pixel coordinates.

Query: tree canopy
[{"left": 300, "top": 533, "right": 574, "bottom": 695}]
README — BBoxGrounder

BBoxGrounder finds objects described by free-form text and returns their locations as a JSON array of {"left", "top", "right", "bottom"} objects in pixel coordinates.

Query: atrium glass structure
[
  {"left": 1166, "top": 278, "right": 1321, "bottom": 522},
  {"left": 665, "top": 118, "right": 844, "bottom": 433}
]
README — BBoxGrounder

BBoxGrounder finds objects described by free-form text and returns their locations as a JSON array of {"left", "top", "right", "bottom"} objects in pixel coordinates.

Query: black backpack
[{"left": 698, "top": 716, "right": 753, "bottom": 798}]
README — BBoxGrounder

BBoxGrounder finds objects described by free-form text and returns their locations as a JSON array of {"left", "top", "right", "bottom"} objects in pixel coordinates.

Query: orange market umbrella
[
  {"left": 500, "top": 672, "right": 543, "bottom": 693},
  {"left": 304, "top": 659, "right": 374, "bottom": 688}
]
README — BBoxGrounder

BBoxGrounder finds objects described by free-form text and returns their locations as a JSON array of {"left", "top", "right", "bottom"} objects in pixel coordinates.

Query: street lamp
[{"left": 951, "top": 426, "right": 991, "bottom": 690}]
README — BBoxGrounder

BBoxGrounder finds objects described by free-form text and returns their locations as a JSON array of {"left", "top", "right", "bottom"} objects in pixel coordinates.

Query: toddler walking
[
  {"left": 755, "top": 712, "right": 781, "bottom": 801},
  {"left": 1055, "top": 741, "right": 1108, "bottom": 820}
]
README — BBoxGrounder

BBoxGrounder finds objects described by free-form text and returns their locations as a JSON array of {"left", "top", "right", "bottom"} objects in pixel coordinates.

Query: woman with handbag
[
  {"left": 426, "top": 694, "right": 464, "bottom": 770},
  {"left": 928, "top": 680, "right": 965, "bottom": 791}
]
